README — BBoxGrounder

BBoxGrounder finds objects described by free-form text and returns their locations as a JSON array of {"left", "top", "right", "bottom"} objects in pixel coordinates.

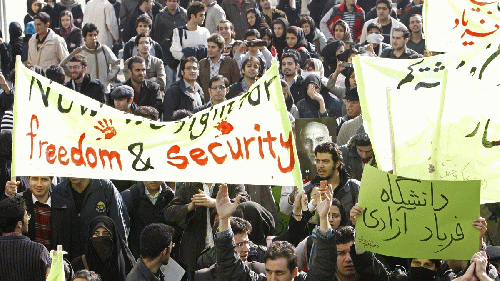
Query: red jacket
[{"left": 327, "top": 2, "right": 365, "bottom": 42}]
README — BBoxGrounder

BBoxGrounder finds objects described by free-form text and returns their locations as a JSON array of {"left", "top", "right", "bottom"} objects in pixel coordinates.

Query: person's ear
[
  {"left": 16, "top": 220, "right": 23, "bottom": 230},
  {"left": 292, "top": 267, "right": 298, "bottom": 277}
]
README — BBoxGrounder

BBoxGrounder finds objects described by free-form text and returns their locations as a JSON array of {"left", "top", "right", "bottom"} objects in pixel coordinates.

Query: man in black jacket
[
  {"left": 65, "top": 54, "right": 105, "bottom": 103},
  {"left": 125, "top": 56, "right": 164, "bottom": 117},
  {"left": 214, "top": 183, "right": 338, "bottom": 281},
  {"left": 121, "top": 181, "right": 174, "bottom": 258}
]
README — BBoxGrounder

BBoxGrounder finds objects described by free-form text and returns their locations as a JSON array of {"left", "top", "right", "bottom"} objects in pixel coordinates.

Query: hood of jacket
[
  {"left": 272, "top": 17, "right": 289, "bottom": 41},
  {"left": 290, "top": 27, "right": 308, "bottom": 49},
  {"left": 247, "top": 8, "right": 263, "bottom": 30},
  {"left": 346, "top": 125, "right": 371, "bottom": 154},
  {"left": 9, "top": 22, "right": 23, "bottom": 39}
]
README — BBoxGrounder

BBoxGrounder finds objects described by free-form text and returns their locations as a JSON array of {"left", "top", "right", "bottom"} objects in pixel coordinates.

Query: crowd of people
[{"left": 0, "top": 0, "right": 499, "bottom": 280}]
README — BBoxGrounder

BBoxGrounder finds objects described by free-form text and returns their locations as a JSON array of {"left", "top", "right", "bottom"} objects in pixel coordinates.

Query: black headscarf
[
  {"left": 289, "top": 27, "right": 308, "bottom": 50},
  {"left": 84, "top": 216, "right": 135, "bottom": 281},
  {"left": 272, "top": 17, "right": 289, "bottom": 58},
  {"left": 321, "top": 40, "right": 346, "bottom": 77},
  {"left": 233, "top": 201, "right": 276, "bottom": 246},
  {"left": 26, "top": 0, "right": 40, "bottom": 16},
  {"left": 246, "top": 8, "right": 263, "bottom": 30},
  {"left": 304, "top": 20, "right": 317, "bottom": 43}
]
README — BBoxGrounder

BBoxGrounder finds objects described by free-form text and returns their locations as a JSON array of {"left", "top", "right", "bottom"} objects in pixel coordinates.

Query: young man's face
[
  {"left": 166, "top": 0, "right": 179, "bottom": 11},
  {"left": 273, "top": 23, "right": 284, "bottom": 38},
  {"left": 84, "top": 30, "right": 99, "bottom": 49},
  {"left": 281, "top": 57, "right": 298, "bottom": 77},
  {"left": 376, "top": 3, "right": 390, "bottom": 20},
  {"left": 218, "top": 22, "right": 232, "bottom": 39},
  {"left": 114, "top": 98, "right": 132, "bottom": 112},
  {"left": 265, "top": 257, "right": 297, "bottom": 281},
  {"left": 129, "top": 62, "right": 146, "bottom": 84},
  {"left": 392, "top": 30, "right": 408, "bottom": 50},
  {"left": 356, "top": 145, "right": 373, "bottom": 160},
  {"left": 136, "top": 22, "right": 151, "bottom": 35},
  {"left": 69, "top": 61, "right": 86, "bottom": 81},
  {"left": 345, "top": 99, "right": 361, "bottom": 117},
  {"left": 243, "top": 60, "right": 260, "bottom": 79},
  {"left": 234, "top": 232, "right": 250, "bottom": 261},
  {"left": 137, "top": 37, "right": 151, "bottom": 55},
  {"left": 194, "top": 10, "right": 206, "bottom": 26},
  {"left": 34, "top": 19, "right": 49, "bottom": 35},
  {"left": 337, "top": 241, "right": 356, "bottom": 279},
  {"left": 409, "top": 16, "right": 423, "bottom": 34},
  {"left": 315, "top": 152, "right": 337, "bottom": 179},
  {"left": 207, "top": 42, "right": 222, "bottom": 59},
  {"left": 181, "top": 61, "right": 199, "bottom": 82},
  {"left": 260, "top": 0, "right": 271, "bottom": 9},
  {"left": 29, "top": 176, "right": 51, "bottom": 199},
  {"left": 208, "top": 79, "right": 228, "bottom": 103}
]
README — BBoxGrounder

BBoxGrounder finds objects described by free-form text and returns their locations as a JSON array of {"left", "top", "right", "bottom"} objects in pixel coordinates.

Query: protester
[{"left": 55, "top": 10, "right": 83, "bottom": 53}]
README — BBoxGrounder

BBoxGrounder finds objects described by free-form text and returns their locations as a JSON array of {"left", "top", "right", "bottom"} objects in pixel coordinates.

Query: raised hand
[
  {"left": 216, "top": 184, "right": 241, "bottom": 220},
  {"left": 350, "top": 203, "right": 364, "bottom": 226}
]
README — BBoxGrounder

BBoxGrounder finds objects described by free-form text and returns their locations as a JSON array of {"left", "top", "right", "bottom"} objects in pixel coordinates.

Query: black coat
[
  {"left": 162, "top": 80, "right": 204, "bottom": 121},
  {"left": 122, "top": 37, "right": 164, "bottom": 63},
  {"left": 55, "top": 27, "right": 83, "bottom": 53},
  {"left": 21, "top": 189, "right": 73, "bottom": 254},
  {"left": 226, "top": 79, "right": 245, "bottom": 100},
  {"left": 296, "top": 75, "right": 342, "bottom": 118},
  {"left": 120, "top": 182, "right": 174, "bottom": 258},
  {"left": 65, "top": 73, "right": 106, "bottom": 103},
  {"left": 124, "top": 79, "right": 164, "bottom": 116},
  {"left": 8, "top": 22, "right": 23, "bottom": 69}
]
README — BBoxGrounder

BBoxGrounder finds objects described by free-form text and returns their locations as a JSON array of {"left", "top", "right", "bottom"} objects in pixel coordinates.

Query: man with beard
[
  {"left": 380, "top": 27, "right": 422, "bottom": 59},
  {"left": 0, "top": 196, "right": 51, "bottom": 280},
  {"left": 61, "top": 23, "right": 120, "bottom": 93},
  {"left": 124, "top": 56, "right": 164, "bottom": 116},
  {"left": 303, "top": 141, "right": 360, "bottom": 220},
  {"left": 163, "top": 57, "right": 204, "bottom": 121},
  {"left": 126, "top": 223, "right": 175, "bottom": 280},
  {"left": 281, "top": 52, "right": 304, "bottom": 104},
  {"left": 226, "top": 56, "right": 261, "bottom": 100},
  {"left": 64, "top": 54, "right": 106, "bottom": 103}
]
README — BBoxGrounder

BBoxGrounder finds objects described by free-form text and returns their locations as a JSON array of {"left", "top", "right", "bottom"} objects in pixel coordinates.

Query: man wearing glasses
[
  {"left": 194, "top": 75, "right": 230, "bottom": 113},
  {"left": 163, "top": 57, "right": 205, "bottom": 121}
]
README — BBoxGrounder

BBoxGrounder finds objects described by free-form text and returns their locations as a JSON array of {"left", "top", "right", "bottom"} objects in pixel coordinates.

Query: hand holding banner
[{"left": 355, "top": 166, "right": 480, "bottom": 260}]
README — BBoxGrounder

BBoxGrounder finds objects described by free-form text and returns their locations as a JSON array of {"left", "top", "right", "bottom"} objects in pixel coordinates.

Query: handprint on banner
[
  {"left": 94, "top": 118, "right": 117, "bottom": 140},
  {"left": 453, "top": 1, "right": 500, "bottom": 46}
]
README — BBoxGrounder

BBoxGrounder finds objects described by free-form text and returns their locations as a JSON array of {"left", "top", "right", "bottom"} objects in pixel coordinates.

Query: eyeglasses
[
  {"left": 185, "top": 66, "right": 199, "bottom": 70},
  {"left": 138, "top": 41, "right": 151, "bottom": 45},
  {"left": 210, "top": 85, "right": 226, "bottom": 90},
  {"left": 235, "top": 241, "right": 250, "bottom": 248}
]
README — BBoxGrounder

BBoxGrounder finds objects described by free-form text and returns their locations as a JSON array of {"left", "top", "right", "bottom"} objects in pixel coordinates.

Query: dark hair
[
  {"left": 69, "top": 54, "right": 88, "bottom": 67},
  {"left": 300, "top": 16, "right": 314, "bottom": 27},
  {"left": 127, "top": 56, "right": 145, "bottom": 70},
  {"left": 281, "top": 51, "right": 299, "bottom": 66},
  {"left": 135, "top": 33, "right": 150, "bottom": 46},
  {"left": 59, "top": 10, "right": 73, "bottom": 24},
  {"left": 171, "top": 109, "right": 193, "bottom": 121},
  {"left": 180, "top": 56, "right": 198, "bottom": 71},
  {"left": 366, "top": 22, "right": 382, "bottom": 33},
  {"left": 334, "top": 226, "right": 355, "bottom": 245},
  {"left": 0, "top": 128, "right": 12, "bottom": 156},
  {"left": 207, "top": 33, "right": 225, "bottom": 50},
  {"left": 314, "top": 142, "right": 343, "bottom": 171},
  {"left": 140, "top": 223, "right": 174, "bottom": 259},
  {"left": 241, "top": 56, "right": 262, "bottom": 72},
  {"left": 376, "top": 0, "right": 392, "bottom": 9},
  {"left": 244, "top": 29, "right": 260, "bottom": 40},
  {"left": 187, "top": 1, "right": 205, "bottom": 20},
  {"left": 64, "top": 259, "right": 74, "bottom": 281},
  {"left": 286, "top": 26, "right": 301, "bottom": 38},
  {"left": 134, "top": 106, "right": 159, "bottom": 121},
  {"left": 230, "top": 217, "right": 252, "bottom": 235},
  {"left": 208, "top": 75, "right": 229, "bottom": 89},
  {"left": 45, "top": 65, "right": 66, "bottom": 84},
  {"left": 139, "top": 0, "right": 150, "bottom": 5},
  {"left": 34, "top": 12, "right": 50, "bottom": 24},
  {"left": 393, "top": 26, "right": 410, "bottom": 39},
  {"left": 73, "top": 269, "right": 102, "bottom": 281},
  {"left": 82, "top": 23, "right": 99, "bottom": 37},
  {"left": 135, "top": 13, "right": 153, "bottom": 29},
  {"left": 264, "top": 241, "right": 298, "bottom": 272},
  {"left": 259, "top": 27, "right": 272, "bottom": 39},
  {"left": 0, "top": 195, "right": 26, "bottom": 233},
  {"left": 331, "top": 198, "right": 348, "bottom": 227}
]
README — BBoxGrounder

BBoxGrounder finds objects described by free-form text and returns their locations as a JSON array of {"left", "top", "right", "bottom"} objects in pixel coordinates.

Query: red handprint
[{"left": 94, "top": 118, "right": 117, "bottom": 140}]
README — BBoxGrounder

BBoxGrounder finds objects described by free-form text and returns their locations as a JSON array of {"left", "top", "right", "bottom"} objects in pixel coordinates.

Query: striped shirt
[
  {"left": 33, "top": 202, "right": 51, "bottom": 251},
  {"left": 343, "top": 12, "right": 356, "bottom": 40}
]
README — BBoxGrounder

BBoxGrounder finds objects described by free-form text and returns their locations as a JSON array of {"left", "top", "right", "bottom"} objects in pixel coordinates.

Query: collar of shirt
[
  {"left": 241, "top": 79, "right": 249, "bottom": 92},
  {"left": 183, "top": 79, "right": 200, "bottom": 93},
  {"left": 145, "top": 187, "right": 161, "bottom": 204},
  {"left": 32, "top": 193, "right": 51, "bottom": 207}
]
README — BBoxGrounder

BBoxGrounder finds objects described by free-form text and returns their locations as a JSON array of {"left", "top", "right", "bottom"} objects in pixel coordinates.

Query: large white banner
[{"left": 12, "top": 58, "right": 303, "bottom": 188}]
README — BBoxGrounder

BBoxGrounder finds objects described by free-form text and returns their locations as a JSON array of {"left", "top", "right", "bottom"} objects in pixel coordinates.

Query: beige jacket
[{"left": 28, "top": 29, "right": 69, "bottom": 70}]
